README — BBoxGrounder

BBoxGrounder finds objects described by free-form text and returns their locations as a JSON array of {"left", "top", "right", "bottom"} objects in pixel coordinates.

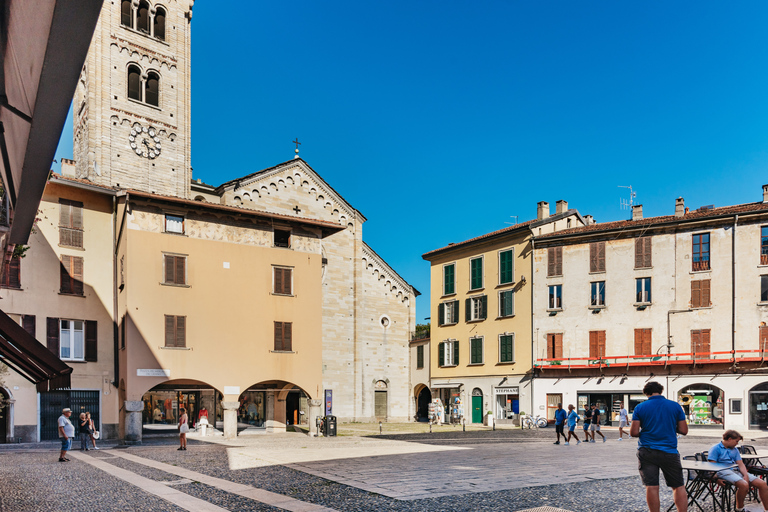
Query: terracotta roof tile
[
  {"left": 422, "top": 219, "right": 538, "bottom": 259},
  {"left": 49, "top": 173, "right": 119, "bottom": 191}
]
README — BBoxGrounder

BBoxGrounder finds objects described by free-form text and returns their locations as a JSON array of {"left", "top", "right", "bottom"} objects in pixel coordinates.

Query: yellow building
[{"left": 422, "top": 201, "right": 583, "bottom": 424}]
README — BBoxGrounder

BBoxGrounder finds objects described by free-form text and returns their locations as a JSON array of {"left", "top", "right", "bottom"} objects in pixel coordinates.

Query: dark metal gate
[{"left": 40, "top": 391, "right": 99, "bottom": 441}]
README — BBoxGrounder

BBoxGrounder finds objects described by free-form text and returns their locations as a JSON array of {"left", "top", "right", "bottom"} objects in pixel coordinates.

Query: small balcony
[
  {"left": 692, "top": 259, "right": 710, "bottom": 272},
  {"left": 411, "top": 325, "right": 430, "bottom": 342}
]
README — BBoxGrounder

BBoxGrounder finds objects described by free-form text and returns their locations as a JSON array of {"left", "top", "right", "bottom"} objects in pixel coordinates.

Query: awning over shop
[
  {"left": 431, "top": 383, "right": 463, "bottom": 389},
  {"left": 0, "top": 308, "right": 71, "bottom": 392}
]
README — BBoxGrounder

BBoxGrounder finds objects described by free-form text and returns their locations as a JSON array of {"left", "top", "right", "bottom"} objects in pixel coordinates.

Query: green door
[{"left": 472, "top": 395, "right": 483, "bottom": 423}]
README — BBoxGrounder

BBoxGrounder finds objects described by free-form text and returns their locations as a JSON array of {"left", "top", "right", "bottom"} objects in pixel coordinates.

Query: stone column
[
  {"left": 307, "top": 399, "right": 322, "bottom": 437},
  {"left": 124, "top": 401, "right": 144, "bottom": 445},
  {"left": 221, "top": 401, "right": 239, "bottom": 440}
]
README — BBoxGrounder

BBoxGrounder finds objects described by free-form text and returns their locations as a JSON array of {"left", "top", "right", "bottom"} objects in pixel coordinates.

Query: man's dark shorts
[
  {"left": 555, "top": 424, "right": 564, "bottom": 435},
  {"left": 637, "top": 447, "right": 684, "bottom": 488}
]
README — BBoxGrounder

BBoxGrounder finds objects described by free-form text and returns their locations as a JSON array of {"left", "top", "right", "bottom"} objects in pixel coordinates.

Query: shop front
[
  {"left": 142, "top": 384, "right": 221, "bottom": 433},
  {"left": 430, "top": 384, "right": 463, "bottom": 424},
  {"left": 577, "top": 391, "right": 645, "bottom": 426},
  {"left": 677, "top": 384, "right": 724, "bottom": 428},
  {"left": 494, "top": 386, "right": 520, "bottom": 424},
  {"left": 749, "top": 382, "right": 768, "bottom": 430}
]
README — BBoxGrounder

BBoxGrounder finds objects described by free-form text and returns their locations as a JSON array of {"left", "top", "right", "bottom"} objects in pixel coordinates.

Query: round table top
[{"left": 680, "top": 460, "right": 737, "bottom": 471}]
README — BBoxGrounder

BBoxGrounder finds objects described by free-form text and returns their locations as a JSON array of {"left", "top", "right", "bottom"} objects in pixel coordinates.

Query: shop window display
[
  {"left": 678, "top": 384, "right": 724, "bottom": 427},
  {"left": 239, "top": 391, "right": 265, "bottom": 427}
]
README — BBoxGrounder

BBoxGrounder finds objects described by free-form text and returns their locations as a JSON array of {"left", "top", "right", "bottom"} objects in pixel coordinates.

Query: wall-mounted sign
[
  {"left": 494, "top": 386, "right": 519, "bottom": 395},
  {"left": 137, "top": 369, "right": 170, "bottom": 377},
  {"left": 224, "top": 386, "right": 241, "bottom": 395}
]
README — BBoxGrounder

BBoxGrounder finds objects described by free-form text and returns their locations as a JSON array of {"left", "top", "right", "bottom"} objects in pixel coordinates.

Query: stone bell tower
[{"left": 72, "top": 0, "right": 194, "bottom": 198}]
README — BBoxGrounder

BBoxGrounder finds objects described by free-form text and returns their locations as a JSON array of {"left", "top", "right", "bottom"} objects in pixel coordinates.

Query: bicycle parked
[{"left": 521, "top": 413, "right": 548, "bottom": 429}]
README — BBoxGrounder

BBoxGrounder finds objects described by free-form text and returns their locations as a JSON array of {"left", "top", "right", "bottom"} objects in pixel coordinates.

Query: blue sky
[{"left": 54, "top": 1, "right": 768, "bottom": 323}]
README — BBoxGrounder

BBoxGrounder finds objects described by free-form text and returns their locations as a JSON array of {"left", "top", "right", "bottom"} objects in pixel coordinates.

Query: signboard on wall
[
  {"left": 494, "top": 387, "right": 519, "bottom": 395},
  {"left": 137, "top": 369, "right": 170, "bottom": 377},
  {"left": 325, "top": 389, "right": 333, "bottom": 415}
]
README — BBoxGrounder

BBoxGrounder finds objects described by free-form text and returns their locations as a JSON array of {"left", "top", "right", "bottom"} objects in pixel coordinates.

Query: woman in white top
[
  {"left": 618, "top": 402, "right": 629, "bottom": 440},
  {"left": 178, "top": 407, "right": 188, "bottom": 451}
]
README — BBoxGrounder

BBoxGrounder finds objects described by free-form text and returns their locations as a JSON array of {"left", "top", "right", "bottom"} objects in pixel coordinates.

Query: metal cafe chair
[{"left": 696, "top": 452, "right": 735, "bottom": 512}]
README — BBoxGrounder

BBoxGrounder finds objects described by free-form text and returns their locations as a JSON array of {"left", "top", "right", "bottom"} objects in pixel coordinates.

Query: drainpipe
[
  {"left": 112, "top": 195, "right": 119, "bottom": 388},
  {"left": 667, "top": 309, "right": 692, "bottom": 357},
  {"left": 530, "top": 235, "right": 535, "bottom": 417},
  {"left": 732, "top": 215, "right": 738, "bottom": 366}
]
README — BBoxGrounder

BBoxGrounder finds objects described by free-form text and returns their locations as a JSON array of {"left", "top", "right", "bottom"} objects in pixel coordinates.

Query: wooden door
[{"left": 375, "top": 391, "right": 387, "bottom": 419}]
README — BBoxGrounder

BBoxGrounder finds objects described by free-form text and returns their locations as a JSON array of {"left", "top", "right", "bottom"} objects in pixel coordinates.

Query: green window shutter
[
  {"left": 438, "top": 303, "right": 445, "bottom": 326},
  {"left": 471, "top": 338, "right": 482, "bottom": 364},
  {"left": 465, "top": 298, "right": 471, "bottom": 322},
  {"left": 417, "top": 345, "right": 424, "bottom": 369},
  {"left": 500, "top": 335, "right": 514, "bottom": 362},
  {"left": 501, "top": 291, "right": 514, "bottom": 317},
  {"left": 438, "top": 342, "right": 445, "bottom": 367},
  {"left": 500, "top": 250, "right": 513, "bottom": 284},
  {"left": 470, "top": 258, "right": 483, "bottom": 289},
  {"left": 480, "top": 295, "right": 488, "bottom": 320},
  {"left": 444, "top": 265, "right": 455, "bottom": 295},
  {"left": 499, "top": 292, "right": 505, "bottom": 317},
  {"left": 453, "top": 300, "right": 459, "bottom": 322},
  {"left": 453, "top": 339, "right": 459, "bottom": 366}
]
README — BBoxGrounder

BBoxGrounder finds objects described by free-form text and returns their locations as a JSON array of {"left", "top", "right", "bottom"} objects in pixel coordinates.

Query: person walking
[
  {"left": 582, "top": 404, "right": 592, "bottom": 441},
  {"left": 708, "top": 430, "right": 768, "bottom": 512},
  {"left": 590, "top": 404, "right": 606, "bottom": 443},
  {"left": 178, "top": 407, "right": 189, "bottom": 451},
  {"left": 630, "top": 381, "right": 688, "bottom": 512},
  {"left": 618, "top": 402, "right": 629, "bottom": 440},
  {"left": 553, "top": 403, "right": 567, "bottom": 445},
  {"left": 57, "top": 408, "right": 74, "bottom": 462},
  {"left": 565, "top": 404, "right": 581, "bottom": 445},
  {"left": 78, "top": 412, "right": 90, "bottom": 451},
  {"left": 86, "top": 412, "right": 99, "bottom": 450}
]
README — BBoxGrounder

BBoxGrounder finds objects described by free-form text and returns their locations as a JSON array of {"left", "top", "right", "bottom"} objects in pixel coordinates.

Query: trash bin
[{"left": 323, "top": 415, "right": 337, "bottom": 437}]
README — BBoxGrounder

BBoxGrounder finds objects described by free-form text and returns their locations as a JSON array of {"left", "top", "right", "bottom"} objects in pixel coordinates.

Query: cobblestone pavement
[{"left": 1, "top": 429, "right": 767, "bottom": 511}]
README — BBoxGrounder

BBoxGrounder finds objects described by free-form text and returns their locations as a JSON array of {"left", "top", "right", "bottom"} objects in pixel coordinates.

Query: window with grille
[
  {"left": 589, "top": 242, "right": 606, "bottom": 273},
  {"left": 499, "top": 290, "right": 514, "bottom": 317},
  {"left": 60, "top": 255, "right": 84, "bottom": 295},
  {"left": 164, "top": 315, "right": 186, "bottom": 348},
  {"left": 470, "top": 257, "right": 483, "bottom": 290},
  {"left": 1, "top": 257, "right": 21, "bottom": 289},
  {"left": 692, "top": 233, "right": 710, "bottom": 271},
  {"left": 691, "top": 279, "right": 711, "bottom": 308},
  {"left": 59, "top": 199, "right": 83, "bottom": 248},
  {"left": 547, "top": 247, "right": 563, "bottom": 276},
  {"left": 548, "top": 285, "right": 562, "bottom": 309},
  {"left": 499, "top": 334, "right": 514, "bottom": 363},
  {"left": 635, "top": 237, "right": 652, "bottom": 269},
  {"left": 589, "top": 331, "right": 606, "bottom": 359},
  {"left": 443, "top": 263, "right": 455, "bottom": 295},
  {"left": 499, "top": 249, "right": 514, "bottom": 285},
  {"left": 273, "top": 267, "right": 293, "bottom": 295},
  {"left": 416, "top": 345, "right": 424, "bottom": 369},
  {"left": 274, "top": 321, "right": 292, "bottom": 351},
  {"left": 163, "top": 255, "right": 186, "bottom": 285},
  {"left": 636, "top": 278, "right": 651, "bottom": 304},
  {"left": 465, "top": 296, "right": 487, "bottom": 321},
  {"left": 590, "top": 281, "right": 605, "bottom": 307}
]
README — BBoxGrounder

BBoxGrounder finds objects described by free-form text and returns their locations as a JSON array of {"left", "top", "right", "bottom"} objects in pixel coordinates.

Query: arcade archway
[{"left": 141, "top": 379, "right": 221, "bottom": 434}]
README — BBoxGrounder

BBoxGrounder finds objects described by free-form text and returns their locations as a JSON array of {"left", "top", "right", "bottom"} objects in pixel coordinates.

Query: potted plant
[{"left": 484, "top": 410, "right": 494, "bottom": 426}]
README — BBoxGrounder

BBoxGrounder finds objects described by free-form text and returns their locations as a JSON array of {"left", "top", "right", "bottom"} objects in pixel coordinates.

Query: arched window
[
  {"left": 137, "top": 1, "right": 150, "bottom": 33},
  {"left": 121, "top": 0, "right": 132, "bottom": 27},
  {"left": 154, "top": 7, "right": 166, "bottom": 40},
  {"left": 145, "top": 72, "right": 159, "bottom": 107},
  {"left": 127, "top": 65, "right": 142, "bottom": 101}
]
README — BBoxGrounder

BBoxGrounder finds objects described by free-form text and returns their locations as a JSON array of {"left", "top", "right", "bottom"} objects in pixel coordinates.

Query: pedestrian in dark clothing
[
  {"left": 78, "top": 412, "right": 91, "bottom": 451},
  {"left": 590, "top": 404, "right": 606, "bottom": 443}
]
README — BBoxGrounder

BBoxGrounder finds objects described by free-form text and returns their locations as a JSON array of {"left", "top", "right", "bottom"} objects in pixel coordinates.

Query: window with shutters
[
  {"left": 470, "top": 337, "right": 484, "bottom": 365},
  {"left": 546, "top": 333, "right": 563, "bottom": 359},
  {"left": 760, "top": 325, "right": 768, "bottom": 355},
  {"left": 548, "top": 285, "right": 562, "bottom": 310},
  {"left": 162, "top": 254, "right": 187, "bottom": 286},
  {"left": 634, "top": 328, "right": 652, "bottom": 356},
  {"left": 762, "top": 226, "right": 768, "bottom": 265},
  {"left": 466, "top": 295, "right": 487, "bottom": 322},
  {"left": 590, "top": 281, "right": 605, "bottom": 307},
  {"left": 469, "top": 257, "right": 483, "bottom": 290},
  {"left": 635, "top": 237, "right": 652, "bottom": 269},
  {"left": 274, "top": 229, "right": 291, "bottom": 248},
  {"left": 164, "top": 315, "right": 186, "bottom": 348},
  {"left": 691, "top": 279, "right": 711, "bottom": 308},
  {"left": 60, "top": 255, "right": 84, "bottom": 296},
  {"left": 22, "top": 315, "right": 35, "bottom": 338},
  {"left": 273, "top": 266, "right": 293, "bottom": 295},
  {"left": 416, "top": 344, "right": 424, "bottom": 369},
  {"left": 499, "top": 249, "right": 514, "bottom": 285},
  {"left": 589, "top": 242, "right": 606, "bottom": 273},
  {"left": 443, "top": 263, "right": 455, "bottom": 295},
  {"left": 60, "top": 319, "right": 85, "bottom": 361},
  {"left": 59, "top": 199, "right": 83, "bottom": 248},
  {"left": 499, "top": 290, "right": 514, "bottom": 318},
  {"left": 439, "top": 300, "right": 458, "bottom": 325},
  {"left": 499, "top": 334, "right": 515, "bottom": 363},
  {"left": 547, "top": 247, "right": 563, "bottom": 276},
  {"left": 165, "top": 214, "right": 184, "bottom": 234},
  {"left": 761, "top": 275, "right": 768, "bottom": 303},
  {"left": 1, "top": 257, "right": 21, "bottom": 289},
  {"left": 438, "top": 340, "right": 459, "bottom": 367},
  {"left": 636, "top": 277, "right": 651, "bottom": 304},
  {"left": 589, "top": 331, "right": 606, "bottom": 359},
  {"left": 274, "top": 321, "right": 293, "bottom": 351},
  {"left": 691, "top": 329, "right": 711, "bottom": 358},
  {"left": 692, "top": 233, "right": 710, "bottom": 271}
]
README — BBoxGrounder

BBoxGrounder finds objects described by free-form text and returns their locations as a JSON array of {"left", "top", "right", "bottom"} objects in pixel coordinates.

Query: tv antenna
[
  {"left": 619, "top": 185, "right": 636, "bottom": 211},
  {"left": 504, "top": 215, "right": 519, "bottom": 226}
]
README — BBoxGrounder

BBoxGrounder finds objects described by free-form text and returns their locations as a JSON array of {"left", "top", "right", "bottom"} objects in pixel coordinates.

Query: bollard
[
  {"left": 492, "top": 417, "right": 495, "bottom": 431},
  {"left": 463, "top": 418, "right": 465, "bottom": 432},
  {"left": 379, "top": 421, "right": 382, "bottom": 435},
  {"left": 430, "top": 422, "right": 432, "bottom": 434}
]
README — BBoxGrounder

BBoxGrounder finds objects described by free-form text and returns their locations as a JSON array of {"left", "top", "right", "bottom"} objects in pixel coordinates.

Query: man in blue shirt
[
  {"left": 564, "top": 404, "right": 581, "bottom": 446},
  {"left": 553, "top": 403, "right": 567, "bottom": 445},
  {"left": 708, "top": 430, "right": 768, "bottom": 512},
  {"left": 630, "top": 381, "right": 688, "bottom": 512}
]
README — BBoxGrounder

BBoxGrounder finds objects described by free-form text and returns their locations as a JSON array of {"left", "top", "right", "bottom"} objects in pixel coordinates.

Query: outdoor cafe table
[
  {"left": 676, "top": 460, "right": 738, "bottom": 512},
  {"left": 741, "top": 451, "right": 768, "bottom": 464}
]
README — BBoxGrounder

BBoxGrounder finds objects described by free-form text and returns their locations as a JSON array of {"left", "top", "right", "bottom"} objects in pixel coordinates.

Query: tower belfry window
[
  {"left": 127, "top": 66, "right": 142, "bottom": 101},
  {"left": 146, "top": 72, "right": 160, "bottom": 106},
  {"left": 137, "top": 1, "right": 150, "bottom": 33},
  {"left": 121, "top": 0, "right": 132, "bottom": 27},
  {"left": 154, "top": 7, "right": 166, "bottom": 40}
]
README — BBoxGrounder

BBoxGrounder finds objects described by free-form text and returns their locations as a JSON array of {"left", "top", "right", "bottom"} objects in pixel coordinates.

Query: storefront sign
[
  {"left": 224, "top": 386, "right": 241, "bottom": 395},
  {"left": 137, "top": 369, "right": 170, "bottom": 377},
  {"left": 494, "top": 386, "right": 519, "bottom": 395}
]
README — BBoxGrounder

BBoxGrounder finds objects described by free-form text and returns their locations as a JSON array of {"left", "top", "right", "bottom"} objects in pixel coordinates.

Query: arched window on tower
[
  {"left": 137, "top": 1, "right": 150, "bottom": 33},
  {"left": 145, "top": 72, "right": 160, "bottom": 107},
  {"left": 121, "top": 0, "right": 132, "bottom": 28},
  {"left": 154, "top": 7, "right": 166, "bottom": 40},
  {"left": 127, "top": 65, "right": 142, "bottom": 101}
]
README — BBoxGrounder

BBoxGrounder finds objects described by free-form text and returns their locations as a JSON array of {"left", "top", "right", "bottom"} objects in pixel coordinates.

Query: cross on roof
[{"left": 292, "top": 138, "right": 301, "bottom": 150}]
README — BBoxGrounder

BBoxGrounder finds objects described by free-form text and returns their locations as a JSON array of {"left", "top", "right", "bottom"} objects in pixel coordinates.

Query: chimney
[
  {"left": 537, "top": 201, "right": 550, "bottom": 221},
  {"left": 675, "top": 197, "right": 685, "bottom": 217},
  {"left": 763, "top": 184, "right": 768, "bottom": 203},
  {"left": 60, "top": 158, "right": 76, "bottom": 177},
  {"left": 584, "top": 215, "right": 594, "bottom": 225},
  {"left": 555, "top": 200, "right": 568, "bottom": 214},
  {"left": 632, "top": 204, "right": 643, "bottom": 221}
]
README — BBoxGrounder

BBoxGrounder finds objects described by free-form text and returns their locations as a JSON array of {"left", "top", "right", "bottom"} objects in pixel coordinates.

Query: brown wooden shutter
[
  {"left": 554, "top": 333, "right": 563, "bottom": 358},
  {"left": 274, "top": 321, "right": 282, "bottom": 351},
  {"left": 85, "top": 320, "right": 98, "bottom": 362},
  {"left": 72, "top": 256, "right": 83, "bottom": 295},
  {"left": 702, "top": 279, "right": 711, "bottom": 307},
  {"left": 760, "top": 326, "right": 768, "bottom": 353},
  {"left": 635, "top": 328, "right": 651, "bottom": 355},
  {"left": 59, "top": 201, "right": 71, "bottom": 228},
  {"left": 274, "top": 267, "right": 283, "bottom": 294},
  {"left": 175, "top": 256, "right": 185, "bottom": 285},
  {"left": 284, "top": 268, "right": 292, "bottom": 294},
  {"left": 643, "top": 329, "right": 651, "bottom": 355},
  {"left": 644, "top": 237, "right": 652, "bottom": 267},
  {"left": 597, "top": 242, "right": 605, "bottom": 272},
  {"left": 635, "top": 238, "right": 644, "bottom": 268},
  {"left": 283, "top": 322, "right": 292, "bottom": 351},
  {"left": 4, "top": 257, "right": 21, "bottom": 288},
  {"left": 691, "top": 330, "right": 701, "bottom": 355},
  {"left": 164, "top": 255, "right": 175, "bottom": 284},
  {"left": 554, "top": 247, "right": 562, "bottom": 275},
  {"left": 548, "top": 248, "right": 557, "bottom": 276},
  {"left": 589, "top": 243, "right": 598, "bottom": 273},
  {"left": 22, "top": 315, "right": 35, "bottom": 338},
  {"left": 165, "top": 315, "right": 175, "bottom": 347},
  {"left": 701, "top": 329, "right": 710, "bottom": 355},
  {"left": 589, "top": 331, "right": 598, "bottom": 358},
  {"left": 60, "top": 256, "right": 73, "bottom": 294},
  {"left": 598, "top": 331, "right": 606, "bottom": 358},
  {"left": 47, "top": 317, "right": 60, "bottom": 355},
  {"left": 691, "top": 280, "right": 701, "bottom": 308},
  {"left": 634, "top": 329, "right": 642, "bottom": 355},
  {"left": 175, "top": 316, "right": 186, "bottom": 347}
]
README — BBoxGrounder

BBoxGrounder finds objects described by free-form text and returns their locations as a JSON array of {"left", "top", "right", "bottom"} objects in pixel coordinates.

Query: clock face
[{"left": 128, "top": 123, "right": 162, "bottom": 159}]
